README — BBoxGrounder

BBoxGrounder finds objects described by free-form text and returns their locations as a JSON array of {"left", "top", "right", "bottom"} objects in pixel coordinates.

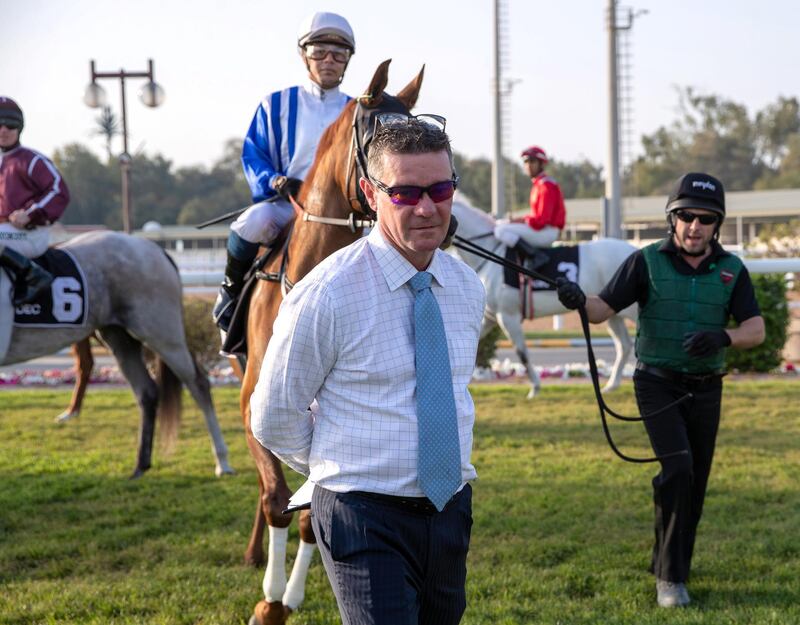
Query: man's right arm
[
  {"left": 584, "top": 295, "right": 617, "bottom": 323},
  {"left": 241, "top": 100, "right": 281, "bottom": 202},
  {"left": 249, "top": 280, "right": 336, "bottom": 475}
]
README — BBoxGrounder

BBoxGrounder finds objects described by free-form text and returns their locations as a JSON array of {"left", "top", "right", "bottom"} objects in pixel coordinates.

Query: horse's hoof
[
  {"left": 251, "top": 600, "right": 290, "bottom": 625},
  {"left": 215, "top": 464, "right": 236, "bottom": 477},
  {"left": 54, "top": 411, "right": 78, "bottom": 424},
  {"left": 129, "top": 466, "right": 150, "bottom": 480}
]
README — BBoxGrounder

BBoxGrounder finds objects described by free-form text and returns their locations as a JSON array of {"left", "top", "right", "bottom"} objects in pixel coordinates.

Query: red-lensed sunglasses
[{"left": 370, "top": 176, "right": 459, "bottom": 206}]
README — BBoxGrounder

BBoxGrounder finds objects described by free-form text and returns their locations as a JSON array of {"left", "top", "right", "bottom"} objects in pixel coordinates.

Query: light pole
[{"left": 83, "top": 59, "right": 165, "bottom": 233}]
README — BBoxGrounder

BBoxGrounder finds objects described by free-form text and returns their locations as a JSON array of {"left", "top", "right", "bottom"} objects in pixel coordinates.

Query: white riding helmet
[{"left": 297, "top": 11, "right": 355, "bottom": 53}]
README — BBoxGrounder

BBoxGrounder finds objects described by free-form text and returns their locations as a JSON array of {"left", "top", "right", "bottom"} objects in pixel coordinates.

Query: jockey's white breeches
[
  {"left": 494, "top": 223, "right": 559, "bottom": 249},
  {"left": 0, "top": 224, "right": 50, "bottom": 257},
  {"left": 230, "top": 199, "right": 295, "bottom": 245}
]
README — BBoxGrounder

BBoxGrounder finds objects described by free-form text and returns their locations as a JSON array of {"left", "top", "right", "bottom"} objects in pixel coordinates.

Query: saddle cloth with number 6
[{"left": 13, "top": 248, "right": 88, "bottom": 327}]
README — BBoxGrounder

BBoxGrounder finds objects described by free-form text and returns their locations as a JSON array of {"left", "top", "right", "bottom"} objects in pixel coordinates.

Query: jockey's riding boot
[
  {"left": 0, "top": 246, "right": 54, "bottom": 306},
  {"left": 213, "top": 253, "right": 252, "bottom": 332},
  {"left": 513, "top": 239, "right": 549, "bottom": 273}
]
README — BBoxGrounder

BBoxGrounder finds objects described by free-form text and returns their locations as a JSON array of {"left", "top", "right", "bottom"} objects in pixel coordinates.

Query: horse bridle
[
  {"left": 271, "top": 94, "right": 414, "bottom": 294},
  {"left": 452, "top": 234, "right": 691, "bottom": 464},
  {"left": 289, "top": 93, "right": 411, "bottom": 231}
]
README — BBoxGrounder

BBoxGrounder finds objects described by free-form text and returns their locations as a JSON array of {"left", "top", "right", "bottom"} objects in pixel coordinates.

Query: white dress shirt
[{"left": 250, "top": 226, "right": 486, "bottom": 497}]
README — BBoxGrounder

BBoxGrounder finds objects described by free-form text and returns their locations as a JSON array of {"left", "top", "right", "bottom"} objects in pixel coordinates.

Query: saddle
[
  {"left": 503, "top": 245, "right": 580, "bottom": 291},
  {"left": 12, "top": 248, "right": 87, "bottom": 327}
]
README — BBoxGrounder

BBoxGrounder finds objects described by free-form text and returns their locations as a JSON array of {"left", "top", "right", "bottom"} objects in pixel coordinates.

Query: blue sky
[{"left": 4, "top": 0, "right": 799, "bottom": 170}]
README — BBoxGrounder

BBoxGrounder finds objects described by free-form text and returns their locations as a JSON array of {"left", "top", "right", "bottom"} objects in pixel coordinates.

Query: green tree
[
  {"left": 754, "top": 96, "right": 800, "bottom": 170},
  {"left": 52, "top": 143, "right": 118, "bottom": 226},
  {"left": 628, "top": 87, "right": 761, "bottom": 194}
]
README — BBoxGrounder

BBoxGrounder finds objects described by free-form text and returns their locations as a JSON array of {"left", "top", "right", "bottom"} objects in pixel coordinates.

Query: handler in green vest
[{"left": 556, "top": 172, "right": 765, "bottom": 608}]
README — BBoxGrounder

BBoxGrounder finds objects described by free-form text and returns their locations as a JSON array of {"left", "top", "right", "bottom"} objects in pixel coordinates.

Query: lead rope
[{"left": 452, "top": 234, "right": 689, "bottom": 463}]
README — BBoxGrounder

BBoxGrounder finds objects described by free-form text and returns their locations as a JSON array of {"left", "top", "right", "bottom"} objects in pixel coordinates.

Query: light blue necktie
[{"left": 409, "top": 271, "right": 462, "bottom": 511}]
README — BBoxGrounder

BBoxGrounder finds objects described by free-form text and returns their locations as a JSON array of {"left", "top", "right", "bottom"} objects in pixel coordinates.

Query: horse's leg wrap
[
  {"left": 282, "top": 540, "right": 316, "bottom": 609},
  {"left": 262, "top": 526, "right": 288, "bottom": 602}
]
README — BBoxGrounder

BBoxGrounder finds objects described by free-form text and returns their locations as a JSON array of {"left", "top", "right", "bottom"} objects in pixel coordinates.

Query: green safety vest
[{"left": 636, "top": 241, "right": 742, "bottom": 374}]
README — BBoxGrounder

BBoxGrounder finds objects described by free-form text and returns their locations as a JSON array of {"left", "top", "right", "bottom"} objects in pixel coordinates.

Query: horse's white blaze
[
  {"left": 451, "top": 198, "right": 638, "bottom": 397},
  {"left": 282, "top": 540, "right": 316, "bottom": 609},
  {"left": 263, "top": 526, "right": 288, "bottom": 602}
]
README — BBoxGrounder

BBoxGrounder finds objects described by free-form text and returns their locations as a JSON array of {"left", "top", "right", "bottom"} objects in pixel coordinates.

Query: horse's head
[{"left": 301, "top": 60, "right": 425, "bottom": 219}]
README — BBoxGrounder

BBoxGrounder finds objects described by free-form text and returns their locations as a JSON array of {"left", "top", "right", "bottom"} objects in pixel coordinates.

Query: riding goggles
[
  {"left": 304, "top": 43, "right": 351, "bottom": 63},
  {"left": 0, "top": 121, "right": 21, "bottom": 130},
  {"left": 371, "top": 176, "right": 459, "bottom": 206},
  {"left": 373, "top": 112, "right": 447, "bottom": 134},
  {"left": 673, "top": 210, "right": 719, "bottom": 225}
]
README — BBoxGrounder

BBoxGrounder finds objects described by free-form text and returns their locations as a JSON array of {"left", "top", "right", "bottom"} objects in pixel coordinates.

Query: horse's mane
[
  {"left": 452, "top": 193, "right": 496, "bottom": 232},
  {"left": 302, "top": 99, "right": 355, "bottom": 190}
]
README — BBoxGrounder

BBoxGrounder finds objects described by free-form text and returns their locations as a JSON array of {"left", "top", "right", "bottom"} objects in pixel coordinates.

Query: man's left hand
[
  {"left": 682, "top": 330, "right": 731, "bottom": 358},
  {"left": 9, "top": 210, "right": 31, "bottom": 229}
]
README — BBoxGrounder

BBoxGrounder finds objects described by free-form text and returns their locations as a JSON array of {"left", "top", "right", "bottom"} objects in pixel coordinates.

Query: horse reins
[{"left": 452, "top": 234, "right": 690, "bottom": 464}]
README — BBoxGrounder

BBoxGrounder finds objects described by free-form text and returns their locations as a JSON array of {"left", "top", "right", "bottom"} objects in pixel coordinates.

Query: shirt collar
[
  {"left": 304, "top": 80, "right": 341, "bottom": 100},
  {"left": 659, "top": 236, "right": 729, "bottom": 259},
  {"left": 367, "top": 227, "right": 448, "bottom": 292}
]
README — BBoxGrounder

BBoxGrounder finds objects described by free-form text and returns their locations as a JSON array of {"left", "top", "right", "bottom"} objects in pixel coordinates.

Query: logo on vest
[
  {"left": 15, "top": 303, "right": 43, "bottom": 315},
  {"left": 720, "top": 269, "right": 734, "bottom": 284}
]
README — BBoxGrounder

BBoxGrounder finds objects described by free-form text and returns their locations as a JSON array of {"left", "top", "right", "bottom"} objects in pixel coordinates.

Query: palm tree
[{"left": 93, "top": 106, "right": 121, "bottom": 161}]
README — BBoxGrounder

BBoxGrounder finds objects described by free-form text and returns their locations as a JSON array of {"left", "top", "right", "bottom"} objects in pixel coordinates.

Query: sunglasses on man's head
[
  {"left": 373, "top": 112, "right": 447, "bottom": 135},
  {"left": 0, "top": 121, "right": 21, "bottom": 130},
  {"left": 371, "top": 176, "right": 459, "bottom": 206},
  {"left": 304, "top": 44, "right": 351, "bottom": 63},
  {"left": 674, "top": 210, "right": 719, "bottom": 225}
]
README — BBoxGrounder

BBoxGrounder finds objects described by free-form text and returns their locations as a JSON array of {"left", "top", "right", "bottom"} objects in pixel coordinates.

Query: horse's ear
[
  {"left": 363, "top": 59, "right": 392, "bottom": 105},
  {"left": 396, "top": 65, "right": 425, "bottom": 111}
]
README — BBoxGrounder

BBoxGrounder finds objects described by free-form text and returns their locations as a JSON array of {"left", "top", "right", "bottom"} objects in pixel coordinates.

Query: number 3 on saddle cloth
[
  {"left": 504, "top": 246, "right": 579, "bottom": 319},
  {"left": 0, "top": 248, "right": 88, "bottom": 361}
]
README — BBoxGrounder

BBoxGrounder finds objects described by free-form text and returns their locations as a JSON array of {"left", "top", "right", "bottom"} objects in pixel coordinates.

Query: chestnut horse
[{"left": 240, "top": 61, "right": 423, "bottom": 625}]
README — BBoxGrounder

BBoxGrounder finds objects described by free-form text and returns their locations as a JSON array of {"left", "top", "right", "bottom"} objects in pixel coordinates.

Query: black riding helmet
[{"left": 665, "top": 172, "right": 725, "bottom": 238}]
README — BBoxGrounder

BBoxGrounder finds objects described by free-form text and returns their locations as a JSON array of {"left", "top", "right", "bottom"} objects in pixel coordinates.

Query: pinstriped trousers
[{"left": 311, "top": 484, "right": 472, "bottom": 625}]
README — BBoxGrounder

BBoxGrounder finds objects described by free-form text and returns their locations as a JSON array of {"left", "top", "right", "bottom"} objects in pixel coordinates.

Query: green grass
[{"left": 1, "top": 381, "right": 798, "bottom": 624}]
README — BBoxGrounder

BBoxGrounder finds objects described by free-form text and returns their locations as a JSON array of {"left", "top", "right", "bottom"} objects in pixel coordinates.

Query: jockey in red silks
[
  {"left": 494, "top": 145, "right": 565, "bottom": 271},
  {"left": 0, "top": 96, "right": 69, "bottom": 305}
]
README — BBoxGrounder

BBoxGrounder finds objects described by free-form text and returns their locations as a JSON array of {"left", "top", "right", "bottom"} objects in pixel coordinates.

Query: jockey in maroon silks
[
  {"left": 0, "top": 96, "right": 70, "bottom": 304},
  {"left": 494, "top": 145, "right": 565, "bottom": 270}
]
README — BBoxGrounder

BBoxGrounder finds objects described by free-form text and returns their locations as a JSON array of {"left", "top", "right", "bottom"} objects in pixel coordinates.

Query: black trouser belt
[
  {"left": 350, "top": 490, "right": 455, "bottom": 515},
  {"left": 636, "top": 362, "right": 725, "bottom": 386}
]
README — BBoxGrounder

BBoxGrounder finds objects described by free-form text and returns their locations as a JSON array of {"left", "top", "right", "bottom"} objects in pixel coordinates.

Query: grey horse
[{"left": 1, "top": 230, "right": 233, "bottom": 478}]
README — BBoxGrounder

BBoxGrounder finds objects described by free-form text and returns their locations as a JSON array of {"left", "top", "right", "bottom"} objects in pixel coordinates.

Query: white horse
[{"left": 450, "top": 198, "right": 638, "bottom": 398}]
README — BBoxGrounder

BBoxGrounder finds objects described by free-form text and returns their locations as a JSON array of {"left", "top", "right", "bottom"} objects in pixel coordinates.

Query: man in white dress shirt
[{"left": 250, "top": 117, "right": 485, "bottom": 624}]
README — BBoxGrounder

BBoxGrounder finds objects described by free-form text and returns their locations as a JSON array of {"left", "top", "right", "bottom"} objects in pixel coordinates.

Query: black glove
[
  {"left": 272, "top": 176, "right": 303, "bottom": 201},
  {"left": 682, "top": 330, "right": 731, "bottom": 358},
  {"left": 555, "top": 277, "right": 586, "bottom": 310}
]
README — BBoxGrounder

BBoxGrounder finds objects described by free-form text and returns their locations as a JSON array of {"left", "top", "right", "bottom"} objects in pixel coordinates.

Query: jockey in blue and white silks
[
  {"left": 214, "top": 11, "right": 356, "bottom": 331},
  {"left": 234, "top": 82, "right": 351, "bottom": 244}
]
